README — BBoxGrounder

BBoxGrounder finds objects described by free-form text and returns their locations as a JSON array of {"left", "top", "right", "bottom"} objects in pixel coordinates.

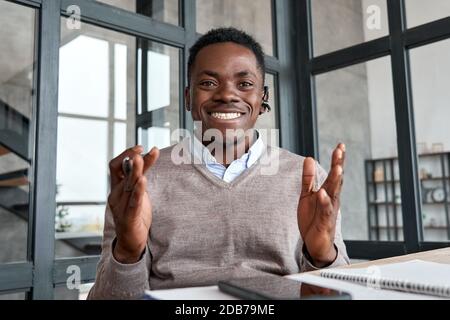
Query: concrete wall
[{"left": 313, "top": 0, "right": 372, "bottom": 240}]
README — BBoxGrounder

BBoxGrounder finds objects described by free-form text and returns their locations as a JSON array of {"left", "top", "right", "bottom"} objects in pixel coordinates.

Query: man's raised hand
[
  {"left": 297, "top": 143, "right": 345, "bottom": 268},
  {"left": 107, "top": 145, "right": 159, "bottom": 264}
]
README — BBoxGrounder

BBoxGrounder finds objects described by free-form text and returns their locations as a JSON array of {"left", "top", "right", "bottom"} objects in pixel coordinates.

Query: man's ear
[{"left": 184, "top": 87, "right": 191, "bottom": 111}]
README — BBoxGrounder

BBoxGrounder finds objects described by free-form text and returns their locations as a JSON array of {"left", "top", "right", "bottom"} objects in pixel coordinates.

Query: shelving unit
[{"left": 365, "top": 151, "right": 450, "bottom": 241}]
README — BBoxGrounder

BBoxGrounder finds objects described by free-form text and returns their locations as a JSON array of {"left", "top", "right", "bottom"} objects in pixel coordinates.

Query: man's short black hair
[{"left": 187, "top": 27, "right": 266, "bottom": 85}]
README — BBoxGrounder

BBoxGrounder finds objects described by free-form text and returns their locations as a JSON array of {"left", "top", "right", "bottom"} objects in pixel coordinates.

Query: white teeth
[{"left": 210, "top": 112, "right": 242, "bottom": 120}]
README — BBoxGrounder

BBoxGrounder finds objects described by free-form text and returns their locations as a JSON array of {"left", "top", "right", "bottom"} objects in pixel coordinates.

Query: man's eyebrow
[
  {"left": 235, "top": 70, "right": 257, "bottom": 78},
  {"left": 197, "top": 70, "right": 258, "bottom": 78},
  {"left": 198, "top": 70, "right": 220, "bottom": 78}
]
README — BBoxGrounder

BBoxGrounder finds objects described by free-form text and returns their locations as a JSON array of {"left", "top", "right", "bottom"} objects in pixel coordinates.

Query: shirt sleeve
[
  {"left": 87, "top": 204, "right": 151, "bottom": 300},
  {"left": 298, "top": 160, "right": 350, "bottom": 272}
]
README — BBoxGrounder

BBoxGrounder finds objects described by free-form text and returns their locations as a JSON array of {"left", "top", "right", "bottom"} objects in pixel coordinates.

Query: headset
[{"left": 261, "top": 85, "right": 271, "bottom": 113}]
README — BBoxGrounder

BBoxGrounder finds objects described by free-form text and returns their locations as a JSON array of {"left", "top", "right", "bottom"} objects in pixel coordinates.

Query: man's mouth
[{"left": 209, "top": 112, "right": 244, "bottom": 120}]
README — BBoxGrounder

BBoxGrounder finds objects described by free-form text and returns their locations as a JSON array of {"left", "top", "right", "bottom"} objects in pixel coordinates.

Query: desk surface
[
  {"left": 147, "top": 247, "right": 450, "bottom": 300},
  {"left": 319, "top": 246, "right": 450, "bottom": 272}
]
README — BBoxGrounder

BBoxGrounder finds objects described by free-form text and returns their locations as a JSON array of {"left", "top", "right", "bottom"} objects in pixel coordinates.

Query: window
[
  {"left": 315, "top": 57, "right": 400, "bottom": 241},
  {"left": 56, "top": 18, "right": 180, "bottom": 258},
  {"left": 405, "top": 0, "right": 450, "bottom": 28},
  {"left": 97, "top": 0, "right": 179, "bottom": 25},
  {"left": 0, "top": 0, "right": 36, "bottom": 264},
  {"left": 410, "top": 39, "right": 450, "bottom": 242},
  {"left": 137, "top": 40, "right": 180, "bottom": 151},
  {"left": 299, "top": 0, "right": 450, "bottom": 258},
  {"left": 311, "top": 0, "right": 389, "bottom": 56}
]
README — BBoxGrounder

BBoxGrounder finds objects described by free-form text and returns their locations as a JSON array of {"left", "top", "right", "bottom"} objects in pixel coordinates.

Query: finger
[
  {"left": 339, "top": 143, "right": 346, "bottom": 167},
  {"left": 301, "top": 157, "right": 316, "bottom": 198},
  {"left": 143, "top": 147, "right": 160, "bottom": 174},
  {"left": 331, "top": 143, "right": 345, "bottom": 169},
  {"left": 109, "top": 145, "right": 144, "bottom": 187},
  {"left": 107, "top": 179, "right": 126, "bottom": 210},
  {"left": 125, "top": 154, "right": 144, "bottom": 193},
  {"left": 322, "top": 164, "right": 344, "bottom": 201},
  {"left": 128, "top": 175, "right": 148, "bottom": 214}
]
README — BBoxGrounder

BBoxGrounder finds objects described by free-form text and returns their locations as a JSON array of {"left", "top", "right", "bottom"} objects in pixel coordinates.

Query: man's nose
[{"left": 213, "top": 82, "right": 240, "bottom": 104}]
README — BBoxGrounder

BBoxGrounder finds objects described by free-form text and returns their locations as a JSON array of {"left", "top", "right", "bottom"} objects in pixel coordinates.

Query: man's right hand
[{"left": 107, "top": 145, "right": 160, "bottom": 264}]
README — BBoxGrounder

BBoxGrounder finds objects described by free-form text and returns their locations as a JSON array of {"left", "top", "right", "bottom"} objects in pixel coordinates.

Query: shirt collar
[{"left": 189, "top": 131, "right": 265, "bottom": 168}]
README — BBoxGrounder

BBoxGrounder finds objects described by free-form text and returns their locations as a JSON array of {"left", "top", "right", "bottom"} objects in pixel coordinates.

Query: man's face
[{"left": 186, "top": 42, "right": 265, "bottom": 143}]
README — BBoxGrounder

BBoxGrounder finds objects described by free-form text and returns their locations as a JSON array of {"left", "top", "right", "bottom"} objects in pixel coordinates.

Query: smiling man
[{"left": 88, "top": 28, "right": 349, "bottom": 300}]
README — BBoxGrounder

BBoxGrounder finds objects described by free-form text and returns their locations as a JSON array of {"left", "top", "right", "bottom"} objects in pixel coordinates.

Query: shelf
[
  {"left": 55, "top": 231, "right": 102, "bottom": 240},
  {"left": 366, "top": 153, "right": 450, "bottom": 240},
  {"left": 366, "top": 151, "right": 450, "bottom": 162},
  {"left": 421, "top": 177, "right": 450, "bottom": 182},
  {"left": 369, "top": 202, "right": 401, "bottom": 205},
  {"left": 369, "top": 180, "right": 400, "bottom": 184},
  {"left": 370, "top": 225, "right": 449, "bottom": 230},
  {"left": 368, "top": 177, "right": 450, "bottom": 184},
  {"left": 418, "top": 152, "right": 450, "bottom": 157},
  {"left": 369, "top": 201, "right": 450, "bottom": 205}
]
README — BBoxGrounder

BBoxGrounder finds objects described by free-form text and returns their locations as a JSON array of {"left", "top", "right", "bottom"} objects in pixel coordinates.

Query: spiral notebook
[{"left": 319, "top": 260, "right": 450, "bottom": 298}]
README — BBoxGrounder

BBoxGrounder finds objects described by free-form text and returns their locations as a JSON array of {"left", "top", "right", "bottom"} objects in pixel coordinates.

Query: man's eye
[
  {"left": 239, "top": 82, "right": 254, "bottom": 88},
  {"left": 200, "top": 81, "right": 215, "bottom": 87}
]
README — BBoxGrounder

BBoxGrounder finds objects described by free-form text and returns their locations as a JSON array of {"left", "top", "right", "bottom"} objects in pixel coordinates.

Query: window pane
[
  {"left": 315, "top": 56, "right": 402, "bottom": 241},
  {"left": 405, "top": 0, "right": 450, "bottom": 28},
  {"left": 255, "top": 73, "right": 279, "bottom": 147},
  {"left": 137, "top": 40, "right": 180, "bottom": 151},
  {"left": 0, "top": 1, "right": 36, "bottom": 263},
  {"left": 97, "top": 0, "right": 179, "bottom": 25},
  {"left": 196, "top": 0, "right": 274, "bottom": 56},
  {"left": 410, "top": 39, "right": 450, "bottom": 242},
  {"left": 58, "top": 19, "right": 180, "bottom": 257},
  {"left": 311, "top": 0, "right": 389, "bottom": 56}
]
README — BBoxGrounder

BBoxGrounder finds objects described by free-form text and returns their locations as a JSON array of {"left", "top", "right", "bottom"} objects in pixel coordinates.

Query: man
[{"left": 88, "top": 28, "right": 349, "bottom": 299}]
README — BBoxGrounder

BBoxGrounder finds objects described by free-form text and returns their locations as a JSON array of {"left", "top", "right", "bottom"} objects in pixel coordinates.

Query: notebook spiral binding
[{"left": 320, "top": 270, "right": 450, "bottom": 298}]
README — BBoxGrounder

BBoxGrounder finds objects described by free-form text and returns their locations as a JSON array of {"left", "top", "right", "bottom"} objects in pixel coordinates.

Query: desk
[
  {"left": 147, "top": 247, "right": 450, "bottom": 300},
  {"left": 310, "top": 246, "right": 450, "bottom": 275}
]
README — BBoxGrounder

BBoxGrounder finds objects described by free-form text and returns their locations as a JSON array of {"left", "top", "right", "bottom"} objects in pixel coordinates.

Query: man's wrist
[
  {"left": 303, "top": 243, "right": 338, "bottom": 268},
  {"left": 112, "top": 238, "right": 146, "bottom": 264}
]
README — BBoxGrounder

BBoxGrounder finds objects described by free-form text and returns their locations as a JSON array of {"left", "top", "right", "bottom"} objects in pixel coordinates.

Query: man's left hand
[{"left": 297, "top": 143, "right": 346, "bottom": 268}]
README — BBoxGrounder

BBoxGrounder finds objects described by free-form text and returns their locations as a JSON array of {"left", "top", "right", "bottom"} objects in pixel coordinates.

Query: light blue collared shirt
[{"left": 190, "top": 132, "right": 265, "bottom": 183}]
